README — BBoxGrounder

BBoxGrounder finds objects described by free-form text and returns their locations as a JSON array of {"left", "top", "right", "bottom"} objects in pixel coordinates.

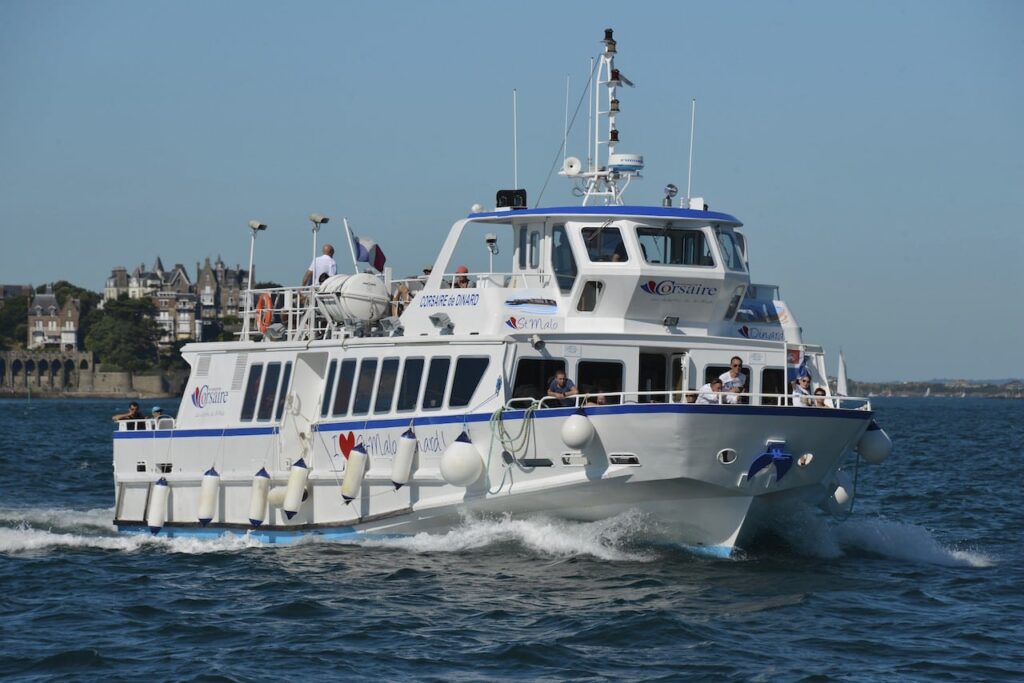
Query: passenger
[
  {"left": 586, "top": 393, "right": 607, "bottom": 406},
  {"left": 792, "top": 375, "right": 812, "bottom": 406},
  {"left": 391, "top": 282, "right": 412, "bottom": 316},
  {"left": 112, "top": 401, "right": 146, "bottom": 431},
  {"left": 302, "top": 244, "right": 337, "bottom": 287},
  {"left": 696, "top": 377, "right": 723, "bottom": 404},
  {"left": 453, "top": 265, "right": 473, "bottom": 288},
  {"left": 719, "top": 356, "right": 747, "bottom": 404},
  {"left": 684, "top": 391, "right": 698, "bottom": 403},
  {"left": 813, "top": 387, "right": 829, "bottom": 408},
  {"left": 547, "top": 370, "right": 579, "bottom": 406}
]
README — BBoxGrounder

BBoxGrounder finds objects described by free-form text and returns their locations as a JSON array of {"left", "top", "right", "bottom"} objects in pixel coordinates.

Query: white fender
[
  {"left": 391, "top": 428, "right": 417, "bottom": 490},
  {"left": 197, "top": 467, "right": 220, "bottom": 526},
  {"left": 341, "top": 444, "right": 369, "bottom": 504},
  {"left": 146, "top": 477, "right": 170, "bottom": 534},
  {"left": 827, "top": 469, "right": 854, "bottom": 516},
  {"left": 248, "top": 467, "right": 271, "bottom": 527},
  {"left": 440, "top": 431, "right": 484, "bottom": 487},
  {"left": 857, "top": 420, "right": 892, "bottom": 464},
  {"left": 560, "top": 409, "right": 595, "bottom": 450},
  {"left": 282, "top": 458, "right": 310, "bottom": 520}
]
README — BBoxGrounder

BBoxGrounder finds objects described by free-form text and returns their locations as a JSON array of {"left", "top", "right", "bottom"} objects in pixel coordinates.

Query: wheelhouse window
[
  {"left": 550, "top": 225, "right": 577, "bottom": 293},
  {"left": 518, "top": 227, "right": 527, "bottom": 269},
  {"left": 637, "top": 226, "right": 714, "bottom": 266},
  {"left": 582, "top": 226, "right": 628, "bottom": 262},
  {"left": 422, "top": 357, "right": 451, "bottom": 410},
  {"left": 576, "top": 281, "right": 603, "bottom": 312},
  {"left": 240, "top": 364, "right": 263, "bottom": 421},
  {"left": 715, "top": 228, "right": 747, "bottom": 272},
  {"left": 331, "top": 359, "right": 357, "bottom": 416},
  {"left": 512, "top": 358, "right": 565, "bottom": 401},
  {"left": 577, "top": 360, "right": 623, "bottom": 404},
  {"left": 397, "top": 358, "right": 425, "bottom": 412},
  {"left": 449, "top": 357, "right": 490, "bottom": 408},
  {"left": 528, "top": 231, "right": 541, "bottom": 269}
]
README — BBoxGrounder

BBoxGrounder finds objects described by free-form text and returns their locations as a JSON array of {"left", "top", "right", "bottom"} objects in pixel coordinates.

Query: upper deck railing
[{"left": 505, "top": 390, "right": 871, "bottom": 411}]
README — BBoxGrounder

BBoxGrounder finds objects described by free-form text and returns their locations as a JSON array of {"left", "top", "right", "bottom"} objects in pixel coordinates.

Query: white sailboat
[{"left": 837, "top": 349, "right": 849, "bottom": 397}]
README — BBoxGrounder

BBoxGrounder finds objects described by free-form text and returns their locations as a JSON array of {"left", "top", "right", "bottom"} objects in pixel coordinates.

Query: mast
[{"left": 561, "top": 28, "right": 644, "bottom": 205}]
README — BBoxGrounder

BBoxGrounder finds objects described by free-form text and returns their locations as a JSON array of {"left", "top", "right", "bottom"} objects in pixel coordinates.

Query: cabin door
[{"left": 278, "top": 352, "right": 329, "bottom": 469}]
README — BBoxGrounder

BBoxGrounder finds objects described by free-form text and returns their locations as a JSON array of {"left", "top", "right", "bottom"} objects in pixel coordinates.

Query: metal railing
[
  {"left": 115, "top": 417, "right": 177, "bottom": 432},
  {"left": 505, "top": 390, "right": 871, "bottom": 411}
]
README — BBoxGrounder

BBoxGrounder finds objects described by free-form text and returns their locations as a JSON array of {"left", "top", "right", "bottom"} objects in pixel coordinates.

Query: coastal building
[
  {"left": 195, "top": 256, "right": 249, "bottom": 335},
  {"left": 27, "top": 285, "right": 80, "bottom": 351}
]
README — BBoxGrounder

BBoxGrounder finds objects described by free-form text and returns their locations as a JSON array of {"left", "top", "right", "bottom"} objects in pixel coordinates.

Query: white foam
[
  {"left": 363, "top": 510, "right": 655, "bottom": 561},
  {"left": 836, "top": 518, "right": 994, "bottom": 568},
  {"left": 0, "top": 505, "right": 116, "bottom": 533}
]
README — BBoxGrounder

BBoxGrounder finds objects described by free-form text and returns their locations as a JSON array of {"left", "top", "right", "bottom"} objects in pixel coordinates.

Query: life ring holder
[{"left": 255, "top": 293, "right": 273, "bottom": 334}]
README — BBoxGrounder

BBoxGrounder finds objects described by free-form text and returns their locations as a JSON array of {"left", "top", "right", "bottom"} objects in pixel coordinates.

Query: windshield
[
  {"left": 636, "top": 226, "right": 715, "bottom": 267},
  {"left": 714, "top": 228, "right": 746, "bottom": 272}
]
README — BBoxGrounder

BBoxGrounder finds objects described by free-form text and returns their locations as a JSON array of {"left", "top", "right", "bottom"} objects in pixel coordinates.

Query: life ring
[{"left": 255, "top": 293, "right": 273, "bottom": 333}]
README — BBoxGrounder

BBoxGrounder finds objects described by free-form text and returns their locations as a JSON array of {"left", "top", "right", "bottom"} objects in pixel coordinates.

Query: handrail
[{"left": 506, "top": 390, "right": 871, "bottom": 411}]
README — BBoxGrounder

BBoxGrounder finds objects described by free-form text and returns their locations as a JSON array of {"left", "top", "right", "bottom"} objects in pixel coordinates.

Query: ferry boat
[{"left": 111, "top": 30, "right": 892, "bottom": 555}]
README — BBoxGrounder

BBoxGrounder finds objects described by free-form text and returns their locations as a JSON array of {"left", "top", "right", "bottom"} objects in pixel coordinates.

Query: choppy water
[{"left": 1, "top": 398, "right": 1021, "bottom": 681}]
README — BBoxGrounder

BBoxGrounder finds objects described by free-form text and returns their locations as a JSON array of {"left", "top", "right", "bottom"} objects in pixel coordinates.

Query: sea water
[{"left": 0, "top": 398, "right": 1021, "bottom": 681}]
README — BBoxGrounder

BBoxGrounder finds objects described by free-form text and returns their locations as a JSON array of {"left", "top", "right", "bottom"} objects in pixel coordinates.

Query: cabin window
[
  {"left": 331, "top": 359, "right": 357, "bottom": 416},
  {"left": 397, "top": 358, "right": 424, "bottom": 411},
  {"left": 239, "top": 363, "right": 263, "bottom": 421},
  {"left": 528, "top": 231, "right": 541, "bottom": 269},
  {"left": 375, "top": 358, "right": 400, "bottom": 413},
  {"left": 715, "top": 228, "right": 747, "bottom": 272},
  {"left": 638, "top": 354, "right": 667, "bottom": 403},
  {"left": 256, "top": 362, "right": 282, "bottom": 421},
  {"left": 577, "top": 360, "right": 623, "bottom": 404},
  {"left": 581, "top": 226, "right": 628, "bottom": 262},
  {"left": 423, "top": 358, "right": 451, "bottom": 410},
  {"left": 449, "top": 357, "right": 490, "bottom": 408},
  {"left": 321, "top": 360, "right": 338, "bottom": 417},
  {"left": 275, "top": 362, "right": 293, "bottom": 420},
  {"left": 576, "top": 281, "right": 604, "bottom": 312},
  {"left": 518, "top": 227, "right": 527, "bottom": 269},
  {"left": 512, "top": 358, "right": 565, "bottom": 401},
  {"left": 637, "top": 227, "right": 715, "bottom": 266},
  {"left": 761, "top": 368, "right": 785, "bottom": 406},
  {"left": 550, "top": 225, "right": 577, "bottom": 293},
  {"left": 352, "top": 359, "right": 378, "bottom": 415}
]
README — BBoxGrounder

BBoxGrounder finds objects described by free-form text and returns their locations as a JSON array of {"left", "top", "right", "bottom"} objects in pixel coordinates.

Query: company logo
[
  {"left": 738, "top": 325, "right": 785, "bottom": 341},
  {"left": 505, "top": 316, "right": 560, "bottom": 331},
  {"left": 191, "top": 384, "right": 230, "bottom": 409},
  {"left": 639, "top": 280, "right": 719, "bottom": 297}
]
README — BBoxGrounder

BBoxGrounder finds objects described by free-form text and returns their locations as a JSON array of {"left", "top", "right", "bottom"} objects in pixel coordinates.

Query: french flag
[{"left": 352, "top": 233, "right": 387, "bottom": 271}]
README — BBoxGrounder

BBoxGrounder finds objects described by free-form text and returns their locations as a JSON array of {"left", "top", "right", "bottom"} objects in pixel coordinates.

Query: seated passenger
[
  {"left": 453, "top": 265, "right": 473, "bottom": 289},
  {"left": 585, "top": 393, "right": 607, "bottom": 406},
  {"left": 792, "top": 375, "right": 812, "bottom": 406},
  {"left": 696, "top": 378, "right": 723, "bottom": 404},
  {"left": 813, "top": 387, "right": 829, "bottom": 408}
]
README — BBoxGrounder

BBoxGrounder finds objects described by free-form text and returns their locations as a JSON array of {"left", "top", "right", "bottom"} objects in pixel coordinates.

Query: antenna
[
  {"left": 513, "top": 89, "right": 519, "bottom": 189},
  {"left": 563, "top": 75, "right": 570, "bottom": 168},
  {"left": 586, "top": 57, "right": 594, "bottom": 173},
  {"left": 686, "top": 98, "right": 696, "bottom": 202}
]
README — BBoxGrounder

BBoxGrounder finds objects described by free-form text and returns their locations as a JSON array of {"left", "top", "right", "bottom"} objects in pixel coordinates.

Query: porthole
[
  {"left": 798, "top": 453, "right": 814, "bottom": 467},
  {"left": 717, "top": 448, "right": 737, "bottom": 465}
]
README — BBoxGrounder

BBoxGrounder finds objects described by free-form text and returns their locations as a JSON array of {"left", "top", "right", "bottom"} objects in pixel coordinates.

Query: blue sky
[{"left": 1, "top": 0, "right": 1021, "bottom": 381}]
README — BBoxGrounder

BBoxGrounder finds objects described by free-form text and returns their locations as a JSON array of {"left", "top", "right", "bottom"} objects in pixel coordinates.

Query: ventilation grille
[
  {"left": 231, "top": 353, "right": 249, "bottom": 391},
  {"left": 196, "top": 354, "right": 212, "bottom": 377}
]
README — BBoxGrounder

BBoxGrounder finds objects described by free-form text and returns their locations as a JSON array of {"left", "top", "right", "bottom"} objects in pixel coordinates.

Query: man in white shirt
[
  {"left": 719, "top": 356, "right": 747, "bottom": 404},
  {"left": 696, "top": 377, "right": 723, "bottom": 404},
  {"left": 302, "top": 244, "right": 337, "bottom": 287}
]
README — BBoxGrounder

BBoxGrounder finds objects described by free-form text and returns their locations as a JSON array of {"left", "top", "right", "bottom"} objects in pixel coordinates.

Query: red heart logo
[{"left": 339, "top": 431, "right": 356, "bottom": 459}]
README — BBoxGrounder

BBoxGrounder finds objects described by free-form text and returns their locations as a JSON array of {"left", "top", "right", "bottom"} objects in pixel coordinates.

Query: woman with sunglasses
[{"left": 792, "top": 374, "right": 813, "bottom": 406}]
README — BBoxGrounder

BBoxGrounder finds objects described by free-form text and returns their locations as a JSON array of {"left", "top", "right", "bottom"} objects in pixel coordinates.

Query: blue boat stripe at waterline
[{"left": 113, "top": 404, "right": 872, "bottom": 440}]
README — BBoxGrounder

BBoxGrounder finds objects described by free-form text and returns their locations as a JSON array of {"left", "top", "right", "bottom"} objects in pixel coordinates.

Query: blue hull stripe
[{"left": 115, "top": 404, "right": 871, "bottom": 440}]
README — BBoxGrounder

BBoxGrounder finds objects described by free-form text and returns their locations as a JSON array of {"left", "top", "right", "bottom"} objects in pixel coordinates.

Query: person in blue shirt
[{"left": 547, "top": 370, "right": 579, "bottom": 406}]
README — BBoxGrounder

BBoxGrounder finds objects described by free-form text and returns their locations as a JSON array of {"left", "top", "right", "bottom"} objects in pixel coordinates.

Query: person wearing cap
[{"left": 696, "top": 377, "right": 724, "bottom": 404}]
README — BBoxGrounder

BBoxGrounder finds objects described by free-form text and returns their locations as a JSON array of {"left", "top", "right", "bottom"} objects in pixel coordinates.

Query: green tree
[
  {"left": 0, "top": 294, "right": 29, "bottom": 349},
  {"left": 85, "top": 296, "right": 160, "bottom": 371}
]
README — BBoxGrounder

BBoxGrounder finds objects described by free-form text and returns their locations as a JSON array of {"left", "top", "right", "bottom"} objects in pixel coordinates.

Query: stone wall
[{"left": 0, "top": 350, "right": 184, "bottom": 398}]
